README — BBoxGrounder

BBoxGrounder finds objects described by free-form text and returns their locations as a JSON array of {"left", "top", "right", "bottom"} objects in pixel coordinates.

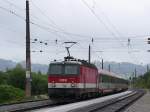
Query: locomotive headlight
[
  {"left": 71, "top": 83, "right": 76, "bottom": 87},
  {"left": 52, "top": 82, "right": 56, "bottom": 87}
]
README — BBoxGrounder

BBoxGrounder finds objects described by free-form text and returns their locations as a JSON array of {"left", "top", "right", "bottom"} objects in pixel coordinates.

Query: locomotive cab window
[
  {"left": 65, "top": 64, "right": 79, "bottom": 75},
  {"left": 48, "top": 63, "right": 79, "bottom": 75},
  {"left": 49, "top": 64, "right": 62, "bottom": 74}
]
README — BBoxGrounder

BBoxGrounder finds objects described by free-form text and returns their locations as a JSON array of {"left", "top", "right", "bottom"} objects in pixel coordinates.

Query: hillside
[
  {"left": 0, "top": 58, "right": 148, "bottom": 75},
  {"left": 0, "top": 59, "right": 48, "bottom": 74},
  {"left": 95, "top": 61, "right": 147, "bottom": 76}
]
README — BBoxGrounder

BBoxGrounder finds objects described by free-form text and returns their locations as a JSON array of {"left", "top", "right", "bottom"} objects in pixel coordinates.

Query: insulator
[{"left": 34, "top": 38, "right": 38, "bottom": 41}]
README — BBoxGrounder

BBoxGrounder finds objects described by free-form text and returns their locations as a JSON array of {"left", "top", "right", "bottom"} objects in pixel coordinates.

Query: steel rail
[{"left": 70, "top": 90, "right": 145, "bottom": 112}]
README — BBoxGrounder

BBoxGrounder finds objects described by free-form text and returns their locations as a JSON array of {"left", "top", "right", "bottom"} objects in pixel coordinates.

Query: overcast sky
[{"left": 0, "top": 0, "right": 150, "bottom": 65}]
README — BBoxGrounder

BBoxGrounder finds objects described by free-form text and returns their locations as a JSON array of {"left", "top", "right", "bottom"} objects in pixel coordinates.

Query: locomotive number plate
[{"left": 59, "top": 79, "right": 67, "bottom": 82}]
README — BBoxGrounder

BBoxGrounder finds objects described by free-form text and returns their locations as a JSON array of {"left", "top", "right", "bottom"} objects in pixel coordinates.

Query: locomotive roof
[
  {"left": 50, "top": 60, "right": 97, "bottom": 69},
  {"left": 50, "top": 56, "right": 97, "bottom": 69},
  {"left": 98, "top": 69, "right": 126, "bottom": 80},
  {"left": 50, "top": 60, "right": 82, "bottom": 64}
]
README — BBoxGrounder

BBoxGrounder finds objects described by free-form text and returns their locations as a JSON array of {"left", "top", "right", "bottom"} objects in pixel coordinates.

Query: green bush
[
  {"left": 134, "top": 71, "right": 150, "bottom": 89},
  {"left": 0, "top": 85, "right": 25, "bottom": 103},
  {"left": 6, "top": 64, "right": 26, "bottom": 90},
  {"left": 31, "top": 73, "right": 48, "bottom": 95},
  {"left": 0, "top": 71, "right": 8, "bottom": 85},
  {"left": 1, "top": 64, "right": 48, "bottom": 96}
]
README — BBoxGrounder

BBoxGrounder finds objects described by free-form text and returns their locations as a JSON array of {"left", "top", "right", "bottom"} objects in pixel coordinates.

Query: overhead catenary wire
[
  {"left": 0, "top": 1, "right": 149, "bottom": 64},
  {"left": 0, "top": 5, "right": 67, "bottom": 41},
  {"left": 1, "top": 0, "right": 25, "bottom": 11},
  {"left": 0, "top": 5, "right": 25, "bottom": 20},
  {"left": 0, "top": 5, "right": 147, "bottom": 50},
  {"left": 81, "top": 0, "right": 124, "bottom": 47},
  {"left": 80, "top": 0, "right": 143, "bottom": 64},
  {"left": 29, "top": 0, "right": 96, "bottom": 40},
  {"left": 94, "top": 4, "right": 142, "bottom": 64},
  {"left": 30, "top": 0, "right": 66, "bottom": 32},
  {"left": 0, "top": 1, "right": 149, "bottom": 39},
  {"left": 0, "top": 3, "right": 148, "bottom": 42}
]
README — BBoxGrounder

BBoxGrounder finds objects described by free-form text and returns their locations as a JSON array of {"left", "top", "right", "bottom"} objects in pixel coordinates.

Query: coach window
[
  {"left": 116, "top": 78, "right": 119, "bottom": 84},
  {"left": 110, "top": 76, "right": 112, "bottom": 83},
  {"left": 101, "top": 75, "right": 105, "bottom": 82}
]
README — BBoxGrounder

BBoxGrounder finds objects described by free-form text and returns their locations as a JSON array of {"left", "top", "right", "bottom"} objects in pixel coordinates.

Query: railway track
[
  {"left": 0, "top": 98, "right": 76, "bottom": 112},
  {"left": 0, "top": 92, "right": 123, "bottom": 112},
  {"left": 70, "top": 90, "right": 145, "bottom": 112},
  {"left": 0, "top": 99, "right": 51, "bottom": 112},
  {"left": 0, "top": 90, "right": 144, "bottom": 112},
  {"left": 0, "top": 91, "right": 123, "bottom": 112}
]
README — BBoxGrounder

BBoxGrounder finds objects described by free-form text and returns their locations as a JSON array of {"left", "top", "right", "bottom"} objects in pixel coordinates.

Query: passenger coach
[{"left": 98, "top": 70, "right": 128, "bottom": 94}]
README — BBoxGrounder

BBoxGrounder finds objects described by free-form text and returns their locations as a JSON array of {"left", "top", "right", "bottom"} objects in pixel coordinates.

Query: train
[{"left": 48, "top": 56, "right": 128, "bottom": 99}]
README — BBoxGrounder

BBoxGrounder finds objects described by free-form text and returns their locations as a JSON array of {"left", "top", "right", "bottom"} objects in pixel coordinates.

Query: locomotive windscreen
[
  {"left": 49, "top": 64, "right": 79, "bottom": 75},
  {"left": 65, "top": 65, "right": 79, "bottom": 74},
  {"left": 49, "top": 64, "right": 62, "bottom": 74}
]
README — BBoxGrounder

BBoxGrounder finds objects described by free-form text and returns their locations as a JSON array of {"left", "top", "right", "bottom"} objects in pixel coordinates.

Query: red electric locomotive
[{"left": 48, "top": 56, "right": 99, "bottom": 99}]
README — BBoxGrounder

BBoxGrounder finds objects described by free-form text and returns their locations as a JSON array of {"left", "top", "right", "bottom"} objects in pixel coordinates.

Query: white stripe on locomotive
[{"left": 48, "top": 83, "right": 97, "bottom": 88}]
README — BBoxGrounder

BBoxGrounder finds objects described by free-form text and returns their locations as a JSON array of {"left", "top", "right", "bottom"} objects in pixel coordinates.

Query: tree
[
  {"left": 7, "top": 64, "right": 26, "bottom": 90},
  {"left": 5, "top": 64, "right": 48, "bottom": 95},
  {"left": 0, "top": 71, "right": 8, "bottom": 85},
  {"left": 37, "top": 70, "right": 42, "bottom": 75},
  {"left": 31, "top": 73, "right": 47, "bottom": 95},
  {"left": 134, "top": 71, "right": 150, "bottom": 88}
]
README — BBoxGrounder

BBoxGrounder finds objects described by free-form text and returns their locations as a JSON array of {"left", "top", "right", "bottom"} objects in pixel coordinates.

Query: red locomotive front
[{"left": 48, "top": 58, "right": 98, "bottom": 99}]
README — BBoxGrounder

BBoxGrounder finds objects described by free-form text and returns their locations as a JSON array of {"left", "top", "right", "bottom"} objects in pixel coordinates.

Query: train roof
[
  {"left": 50, "top": 60, "right": 97, "bottom": 69},
  {"left": 98, "top": 69, "right": 126, "bottom": 80},
  {"left": 50, "top": 56, "right": 97, "bottom": 69},
  {"left": 50, "top": 60, "right": 82, "bottom": 65}
]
